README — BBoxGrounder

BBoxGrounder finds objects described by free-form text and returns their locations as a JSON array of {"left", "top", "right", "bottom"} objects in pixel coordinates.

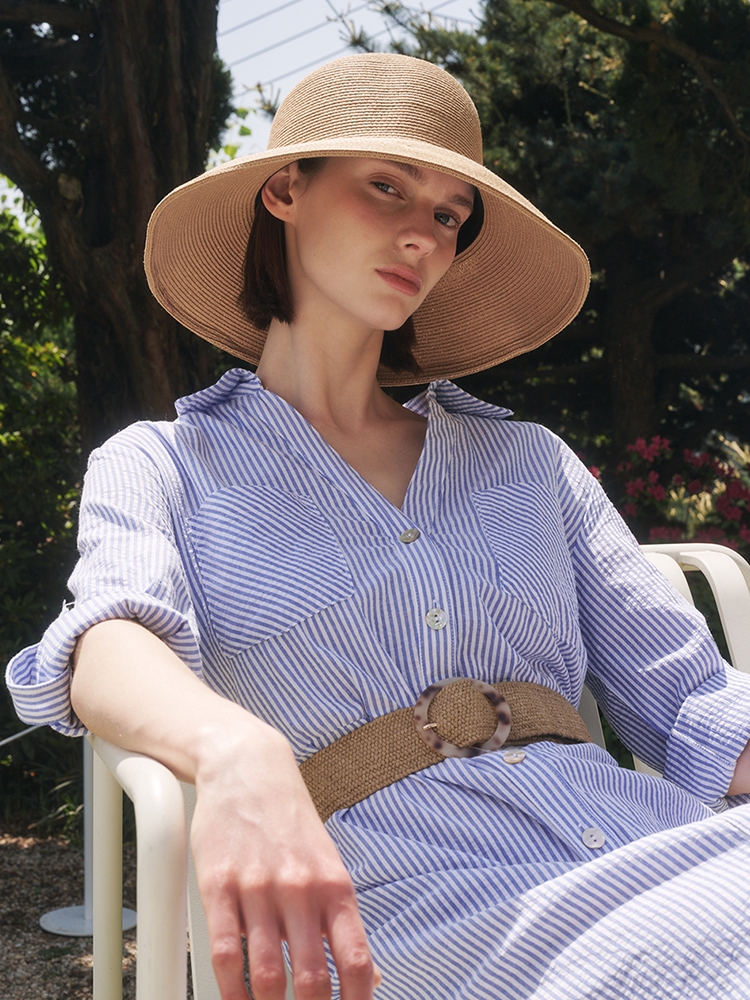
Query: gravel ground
[{"left": 0, "top": 831, "right": 138, "bottom": 1000}]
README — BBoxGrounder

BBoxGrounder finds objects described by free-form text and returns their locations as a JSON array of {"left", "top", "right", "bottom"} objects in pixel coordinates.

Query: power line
[
  {"left": 240, "top": 1, "right": 479, "bottom": 86},
  {"left": 219, "top": 0, "right": 309, "bottom": 39},
  {"left": 260, "top": 45, "right": 353, "bottom": 85},
  {"left": 258, "top": 24, "right": 394, "bottom": 86},
  {"left": 228, "top": 2, "right": 370, "bottom": 68}
]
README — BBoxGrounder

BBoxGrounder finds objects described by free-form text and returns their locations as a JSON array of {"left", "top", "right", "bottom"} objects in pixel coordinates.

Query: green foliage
[{"left": 0, "top": 205, "right": 83, "bottom": 834}]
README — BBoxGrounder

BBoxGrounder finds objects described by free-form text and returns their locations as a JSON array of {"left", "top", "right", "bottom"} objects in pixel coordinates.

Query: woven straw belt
[{"left": 301, "top": 679, "right": 593, "bottom": 823}]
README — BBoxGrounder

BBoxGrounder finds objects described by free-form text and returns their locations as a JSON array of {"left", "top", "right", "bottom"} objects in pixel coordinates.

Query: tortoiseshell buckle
[{"left": 414, "top": 678, "right": 512, "bottom": 758}]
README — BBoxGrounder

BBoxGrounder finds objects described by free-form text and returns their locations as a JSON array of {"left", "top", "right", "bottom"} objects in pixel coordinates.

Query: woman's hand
[
  {"left": 72, "top": 619, "right": 379, "bottom": 999},
  {"left": 191, "top": 724, "right": 377, "bottom": 1000}
]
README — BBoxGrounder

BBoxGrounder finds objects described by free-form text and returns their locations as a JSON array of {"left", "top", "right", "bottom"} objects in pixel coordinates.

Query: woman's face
[{"left": 269, "top": 156, "right": 475, "bottom": 334}]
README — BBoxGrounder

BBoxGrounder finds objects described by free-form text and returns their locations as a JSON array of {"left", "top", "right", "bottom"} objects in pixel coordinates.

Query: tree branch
[
  {"left": 0, "top": 56, "right": 55, "bottom": 207},
  {"left": 495, "top": 361, "right": 605, "bottom": 380},
  {"left": 655, "top": 353, "right": 750, "bottom": 373},
  {"left": 0, "top": 38, "right": 96, "bottom": 77},
  {"left": 0, "top": 1, "right": 97, "bottom": 31},
  {"left": 18, "top": 108, "right": 82, "bottom": 141},
  {"left": 633, "top": 243, "right": 747, "bottom": 315},
  {"left": 550, "top": 0, "right": 749, "bottom": 150}
]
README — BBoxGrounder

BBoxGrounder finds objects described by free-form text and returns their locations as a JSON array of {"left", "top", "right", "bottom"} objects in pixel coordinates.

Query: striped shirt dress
[{"left": 7, "top": 370, "right": 750, "bottom": 998}]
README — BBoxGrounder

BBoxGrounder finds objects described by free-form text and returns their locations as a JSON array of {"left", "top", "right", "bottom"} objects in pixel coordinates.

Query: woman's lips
[{"left": 376, "top": 266, "right": 423, "bottom": 297}]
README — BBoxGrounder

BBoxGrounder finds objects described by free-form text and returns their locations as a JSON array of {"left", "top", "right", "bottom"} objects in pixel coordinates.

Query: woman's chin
[{"left": 372, "top": 308, "right": 416, "bottom": 333}]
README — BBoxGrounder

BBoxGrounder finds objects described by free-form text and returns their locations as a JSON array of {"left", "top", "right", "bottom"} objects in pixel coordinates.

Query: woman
[{"left": 7, "top": 53, "right": 750, "bottom": 1000}]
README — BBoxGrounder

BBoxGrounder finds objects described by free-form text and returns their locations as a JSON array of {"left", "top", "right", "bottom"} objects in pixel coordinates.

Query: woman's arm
[
  {"left": 728, "top": 740, "right": 750, "bottom": 795},
  {"left": 72, "top": 618, "right": 378, "bottom": 1000}
]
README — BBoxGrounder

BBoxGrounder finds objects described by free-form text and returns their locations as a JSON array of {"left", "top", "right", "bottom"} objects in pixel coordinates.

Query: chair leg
[{"left": 92, "top": 745, "right": 124, "bottom": 1000}]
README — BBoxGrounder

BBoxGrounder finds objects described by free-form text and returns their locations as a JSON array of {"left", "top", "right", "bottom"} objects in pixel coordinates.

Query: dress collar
[{"left": 176, "top": 369, "right": 514, "bottom": 421}]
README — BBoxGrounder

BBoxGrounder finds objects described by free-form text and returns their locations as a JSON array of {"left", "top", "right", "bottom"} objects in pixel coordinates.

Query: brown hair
[{"left": 238, "top": 157, "right": 421, "bottom": 376}]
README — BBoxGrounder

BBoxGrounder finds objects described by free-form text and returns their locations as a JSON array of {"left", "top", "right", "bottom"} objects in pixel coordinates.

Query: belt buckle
[{"left": 414, "top": 678, "right": 512, "bottom": 758}]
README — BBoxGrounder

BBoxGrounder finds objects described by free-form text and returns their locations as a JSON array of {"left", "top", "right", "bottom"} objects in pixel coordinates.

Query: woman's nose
[{"left": 397, "top": 208, "right": 438, "bottom": 255}]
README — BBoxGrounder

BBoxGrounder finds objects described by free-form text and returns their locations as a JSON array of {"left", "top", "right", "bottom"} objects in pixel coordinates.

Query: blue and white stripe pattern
[{"left": 7, "top": 369, "right": 750, "bottom": 997}]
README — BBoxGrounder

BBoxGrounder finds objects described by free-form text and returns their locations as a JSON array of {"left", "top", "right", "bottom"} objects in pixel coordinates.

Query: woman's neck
[
  {"left": 255, "top": 315, "right": 395, "bottom": 432},
  {"left": 254, "top": 314, "right": 426, "bottom": 510}
]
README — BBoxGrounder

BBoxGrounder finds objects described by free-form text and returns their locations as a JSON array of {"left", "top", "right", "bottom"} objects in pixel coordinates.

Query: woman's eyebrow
[{"left": 383, "top": 160, "right": 475, "bottom": 212}]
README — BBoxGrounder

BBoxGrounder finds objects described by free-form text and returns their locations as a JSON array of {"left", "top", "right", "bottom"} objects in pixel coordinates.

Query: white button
[
  {"left": 502, "top": 750, "right": 526, "bottom": 765},
  {"left": 399, "top": 528, "right": 421, "bottom": 544},
  {"left": 425, "top": 608, "right": 448, "bottom": 630},
  {"left": 582, "top": 826, "right": 606, "bottom": 849}
]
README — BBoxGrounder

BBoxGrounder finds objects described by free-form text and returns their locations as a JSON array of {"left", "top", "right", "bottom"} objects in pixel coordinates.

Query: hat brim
[{"left": 144, "top": 136, "right": 590, "bottom": 385}]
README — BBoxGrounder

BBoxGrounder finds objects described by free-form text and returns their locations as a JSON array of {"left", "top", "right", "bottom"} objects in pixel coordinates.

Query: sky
[{"left": 216, "top": 0, "right": 483, "bottom": 156}]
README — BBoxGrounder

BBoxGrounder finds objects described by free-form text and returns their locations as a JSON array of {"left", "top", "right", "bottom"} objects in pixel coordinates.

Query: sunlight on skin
[{"left": 254, "top": 156, "right": 475, "bottom": 510}]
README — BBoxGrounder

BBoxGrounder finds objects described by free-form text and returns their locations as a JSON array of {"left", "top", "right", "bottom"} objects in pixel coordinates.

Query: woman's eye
[{"left": 435, "top": 211, "right": 460, "bottom": 229}]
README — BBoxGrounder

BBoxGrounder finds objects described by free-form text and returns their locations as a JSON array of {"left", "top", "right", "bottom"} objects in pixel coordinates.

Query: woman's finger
[
  {"left": 325, "top": 894, "right": 378, "bottom": 1000},
  {"left": 198, "top": 879, "right": 253, "bottom": 1000},
  {"left": 241, "top": 893, "right": 290, "bottom": 1000},
  {"left": 280, "top": 899, "right": 333, "bottom": 1000}
]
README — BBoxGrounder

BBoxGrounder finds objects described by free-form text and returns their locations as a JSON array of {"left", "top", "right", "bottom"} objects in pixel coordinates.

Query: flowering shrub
[{"left": 616, "top": 435, "right": 750, "bottom": 557}]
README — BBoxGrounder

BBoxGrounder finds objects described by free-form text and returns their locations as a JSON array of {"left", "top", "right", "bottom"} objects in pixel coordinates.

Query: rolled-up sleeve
[
  {"left": 5, "top": 424, "right": 202, "bottom": 735},
  {"left": 555, "top": 437, "right": 750, "bottom": 802}
]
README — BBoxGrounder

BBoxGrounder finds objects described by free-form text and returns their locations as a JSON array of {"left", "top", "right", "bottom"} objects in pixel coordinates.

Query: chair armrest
[
  {"left": 90, "top": 735, "right": 188, "bottom": 1000},
  {"left": 640, "top": 544, "right": 750, "bottom": 673}
]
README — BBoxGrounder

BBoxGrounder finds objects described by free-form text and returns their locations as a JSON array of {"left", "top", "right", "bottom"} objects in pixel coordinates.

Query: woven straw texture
[
  {"left": 144, "top": 53, "right": 590, "bottom": 384},
  {"left": 300, "top": 681, "right": 593, "bottom": 823}
]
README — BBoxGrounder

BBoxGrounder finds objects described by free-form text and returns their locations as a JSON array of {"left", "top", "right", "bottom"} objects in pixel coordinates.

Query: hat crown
[{"left": 268, "top": 53, "right": 483, "bottom": 164}]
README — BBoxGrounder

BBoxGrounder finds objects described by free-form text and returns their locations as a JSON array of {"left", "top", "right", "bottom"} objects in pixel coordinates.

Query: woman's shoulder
[{"left": 91, "top": 369, "right": 262, "bottom": 459}]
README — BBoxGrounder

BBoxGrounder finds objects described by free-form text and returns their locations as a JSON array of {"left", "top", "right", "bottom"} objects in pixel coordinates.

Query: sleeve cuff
[
  {"left": 665, "top": 665, "right": 750, "bottom": 801},
  {"left": 4, "top": 593, "right": 202, "bottom": 736}
]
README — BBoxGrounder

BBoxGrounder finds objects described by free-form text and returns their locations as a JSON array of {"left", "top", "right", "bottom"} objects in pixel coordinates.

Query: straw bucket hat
[{"left": 144, "top": 52, "right": 590, "bottom": 385}]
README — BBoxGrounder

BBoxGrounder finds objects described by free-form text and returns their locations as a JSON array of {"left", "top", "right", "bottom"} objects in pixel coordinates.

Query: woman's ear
[{"left": 261, "top": 164, "right": 295, "bottom": 221}]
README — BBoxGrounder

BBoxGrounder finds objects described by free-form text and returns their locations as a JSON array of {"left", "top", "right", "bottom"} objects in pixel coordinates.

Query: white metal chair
[{"left": 89, "top": 542, "right": 750, "bottom": 1000}]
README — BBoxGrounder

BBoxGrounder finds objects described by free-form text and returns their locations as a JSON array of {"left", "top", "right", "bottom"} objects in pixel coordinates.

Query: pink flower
[
  {"left": 649, "top": 526, "right": 683, "bottom": 542},
  {"left": 588, "top": 466, "right": 601, "bottom": 481},
  {"left": 694, "top": 527, "right": 730, "bottom": 544},
  {"left": 672, "top": 473, "right": 684, "bottom": 486},
  {"left": 739, "top": 526, "right": 750, "bottom": 543},
  {"left": 724, "top": 480, "right": 750, "bottom": 503},
  {"left": 688, "top": 479, "right": 703, "bottom": 495},
  {"left": 684, "top": 449, "right": 711, "bottom": 469},
  {"left": 625, "top": 478, "right": 646, "bottom": 497},
  {"left": 621, "top": 503, "right": 638, "bottom": 517},
  {"left": 617, "top": 460, "right": 633, "bottom": 474},
  {"left": 650, "top": 485, "right": 666, "bottom": 501},
  {"left": 648, "top": 470, "right": 659, "bottom": 484}
]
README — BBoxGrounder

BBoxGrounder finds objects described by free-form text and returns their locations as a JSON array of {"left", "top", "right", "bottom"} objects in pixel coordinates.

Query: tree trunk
[
  {"left": 0, "top": 0, "right": 231, "bottom": 450},
  {"left": 601, "top": 239, "right": 744, "bottom": 454},
  {"left": 604, "top": 282, "right": 658, "bottom": 452}
]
